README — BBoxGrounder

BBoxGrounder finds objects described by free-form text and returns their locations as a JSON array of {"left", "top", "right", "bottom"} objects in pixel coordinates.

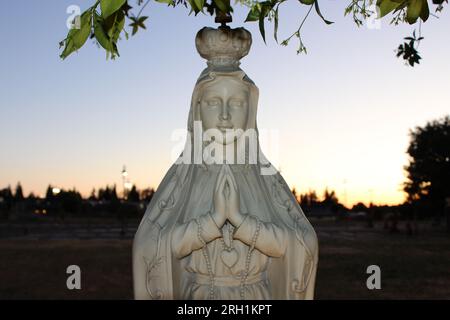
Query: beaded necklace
[
  {"left": 219, "top": 223, "right": 239, "bottom": 269},
  {"left": 196, "top": 216, "right": 261, "bottom": 300}
]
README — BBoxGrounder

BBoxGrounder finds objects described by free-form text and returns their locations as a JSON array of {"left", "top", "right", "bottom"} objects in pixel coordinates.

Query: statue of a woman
[{"left": 133, "top": 27, "right": 318, "bottom": 300}]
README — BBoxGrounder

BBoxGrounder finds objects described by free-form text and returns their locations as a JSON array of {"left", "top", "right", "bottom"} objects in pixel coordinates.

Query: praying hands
[{"left": 211, "top": 165, "right": 245, "bottom": 229}]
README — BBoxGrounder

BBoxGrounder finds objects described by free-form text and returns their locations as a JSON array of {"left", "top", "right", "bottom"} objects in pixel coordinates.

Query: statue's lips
[{"left": 217, "top": 125, "right": 234, "bottom": 133}]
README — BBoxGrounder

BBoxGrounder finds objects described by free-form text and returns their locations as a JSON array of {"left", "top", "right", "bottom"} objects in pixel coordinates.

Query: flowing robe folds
[{"left": 132, "top": 69, "right": 319, "bottom": 300}]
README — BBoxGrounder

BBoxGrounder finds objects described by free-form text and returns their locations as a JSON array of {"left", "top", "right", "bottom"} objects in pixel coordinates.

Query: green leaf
[
  {"left": 94, "top": 13, "right": 116, "bottom": 54},
  {"left": 314, "top": 1, "right": 333, "bottom": 25},
  {"left": 258, "top": 2, "right": 273, "bottom": 44},
  {"left": 194, "top": 0, "right": 205, "bottom": 12},
  {"left": 187, "top": 0, "right": 205, "bottom": 14},
  {"left": 121, "top": 2, "right": 133, "bottom": 16},
  {"left": 376, "top": 0, "right": 402, "bottom": 18},
  {"left": 299, "top": 0, "right": 315, "bottom": 5},
  {"left": 245, "top": 5, "right": 260, "bottom": 22},
  {"left": 60, "top": 10, "right": 93, "bottom": 59},
  {"left": 213, "top": 0, "right": 231, "bottom": 13},
  {"left": 101, "top": 0, "right": 126, "bottom": 19},
  {"left": 106, "top": 11, "right": 125, "bottom": 42},
  {"left": 406, "top": 0, "right": 423, "bottom": 24},
  {"left": 274, "top": 5, "right": 279, "bottom": 43},
  {"left": 246, "top": 1, "right": 275, "bottom": 44},
  {"left": 129, "top": 16, "right": 148, "bottom": 36},
  {"left": 259, "top": 14, "right": 266, "bottom": 44},
  {"left": 60, "top": 39, "right": 75, "bottom": 60},
  {"left": 155, "top": 0, "right": 175, "bottom": 5},
  {"left": 188, "top": 0, "right": 200, "bottom": 14},
  {"left": 419, "top": 0, "right": 429, "bottom": 22},
  {"left": 73, "top": 11, "right": 92, "bottom": 48}
]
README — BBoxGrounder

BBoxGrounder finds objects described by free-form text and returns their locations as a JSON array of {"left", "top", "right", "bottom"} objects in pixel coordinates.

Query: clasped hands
[{"left": 211, "top": 165, "right": 245, "bottom": 229}]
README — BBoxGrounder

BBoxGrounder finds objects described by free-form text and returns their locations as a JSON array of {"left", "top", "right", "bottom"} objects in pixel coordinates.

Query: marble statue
[{"left": 132, "top": 26, "right": 319, "bottom": 300}]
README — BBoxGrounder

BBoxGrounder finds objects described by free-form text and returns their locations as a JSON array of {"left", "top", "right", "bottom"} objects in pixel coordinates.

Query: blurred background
[{"left": 0, "top": 1, "right": 449, "bottom": 299}]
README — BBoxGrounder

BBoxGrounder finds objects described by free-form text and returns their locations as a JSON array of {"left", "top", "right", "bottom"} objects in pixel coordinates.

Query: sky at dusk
[{"left": 0, "top": 1, "right": 449, "bottom": 207}]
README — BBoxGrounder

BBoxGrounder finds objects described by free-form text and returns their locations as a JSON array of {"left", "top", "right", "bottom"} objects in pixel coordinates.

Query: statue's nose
[{"left": 220, "top": 104, "right": 230, "bottom": 121}]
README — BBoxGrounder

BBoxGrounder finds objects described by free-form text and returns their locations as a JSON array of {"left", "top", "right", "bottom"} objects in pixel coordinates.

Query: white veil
[{"left": 132, "top": 66, "right": 319, "bottom": 300}]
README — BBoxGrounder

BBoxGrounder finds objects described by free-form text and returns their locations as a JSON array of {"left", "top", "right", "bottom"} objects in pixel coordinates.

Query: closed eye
[
  {"left": 206, "top": 99, "right": 220, "bottom": 107},
  {"left": 229, "top": 99, "right": 245, "bottom": 108}
]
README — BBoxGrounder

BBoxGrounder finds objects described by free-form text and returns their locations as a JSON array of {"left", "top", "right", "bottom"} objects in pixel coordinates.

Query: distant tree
[
  {"left": 97, "top": 186, "right": 108, "bottom": 201},
  {"left": 58, "top": 189, "right": 83, "bottom": 214},
  {"left": 127, "top": 185, "right": 140, "bottom": 202},
  {"left": 352, "top": 202, "right": 368, "bottom": 212},
  {"left": 0, "top": 186, "right": 14, "bottom": 215},
  {"left": 404, "top": 115, "right": 450, "bottom": 227},
  {"left": 111, "top": 185, "right": 118, "bottom": 201},
  {"left": 14, "top": 182, "right": 24, "bottom": 201},
  {"left": 299, "top": 193, "right": 308, "bottom": 207},
  {"left": 45, "top": 185, "right": 54, "bottom": 200},
  {"left": 0, "top": 186, "right": 13, "bottom": 199},
  {"left": 292, "top": 187, "right": 299, "bottom": 203},
  {"left": 322, "top": 188, "right": 344, "bottom": 214},
  {"left": 89, "top": 188, "right": 97, "bottom": 201},
  {"left": 27, "top": 192, "right": 37, "bottom": 200},
  {"left": 299, "top": 190, "right": 319, "bottom": 211},
  {"left": 98, "top": 185, "right": 118, "bottom": 202},
  {"left": 322, "top": 188, "right": 338, "bottom": 206},
  {"left": 309, "top": 190, "right": 318, "bottom": 204},
  {"left": 298, "top": 188, "right": 346, "bottom": 217},
  {"left": 141, "top": 187, "right": 155, "bottom": 203}
]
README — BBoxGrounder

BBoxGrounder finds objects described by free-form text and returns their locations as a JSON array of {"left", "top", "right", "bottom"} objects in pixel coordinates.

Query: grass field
[{"left": 0, "top": 219, "right": 449, "bottom": 299}]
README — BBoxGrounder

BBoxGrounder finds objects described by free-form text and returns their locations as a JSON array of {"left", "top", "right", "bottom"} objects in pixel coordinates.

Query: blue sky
[{"left": 0, "top": 1, "right": 449, "bottom": 206}]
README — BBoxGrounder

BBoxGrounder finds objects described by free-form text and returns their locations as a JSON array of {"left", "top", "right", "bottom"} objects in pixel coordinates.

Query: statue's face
[{"left": 199, "top": 77, "right": 250, "bottom": 145}]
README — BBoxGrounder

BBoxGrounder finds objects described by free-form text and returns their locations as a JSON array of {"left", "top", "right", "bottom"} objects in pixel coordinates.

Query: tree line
[
  {"left": 0, "top": 183, "right": 155, "bottom": 220},
  {"left": 1, "top": 115, "right": 448, "bottom": 230}
]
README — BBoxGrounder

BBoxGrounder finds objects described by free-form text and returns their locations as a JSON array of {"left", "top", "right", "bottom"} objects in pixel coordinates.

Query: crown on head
[{"left": 195, "top": 27, "right": 252, "bottom": 70}]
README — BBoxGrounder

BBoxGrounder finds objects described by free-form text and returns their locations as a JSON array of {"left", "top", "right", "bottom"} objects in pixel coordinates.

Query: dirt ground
[{"left": 0, "top": 220, "right": 449, "bottom": 299}]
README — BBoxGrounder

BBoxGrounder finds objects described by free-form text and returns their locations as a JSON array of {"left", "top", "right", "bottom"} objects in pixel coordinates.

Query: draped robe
[{"left": 132, "top": 69, "right": 319, "bottom": 300}]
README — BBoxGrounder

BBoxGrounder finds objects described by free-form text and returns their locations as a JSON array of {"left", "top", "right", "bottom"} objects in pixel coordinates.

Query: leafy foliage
[
  {"left": 404, "top": 116, "right": 450, "bottom": 208},
  {"left": 60, "top": 0, "right": 133, "bottom": 59},
  {"left": 101, "top": 0, "right": 127, "bottom": 19},
  {"left": 59, "top": 0, "right": 447, "bottom": 65},
  {"left": 396, "top": 30, "right": 424, "bottom": 66},
  {"left": 60, "top": 9, "right": 94, "bottom": 59},
  {"left": 129, "top": 15, "right": 148, "bottom": 35}
]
